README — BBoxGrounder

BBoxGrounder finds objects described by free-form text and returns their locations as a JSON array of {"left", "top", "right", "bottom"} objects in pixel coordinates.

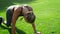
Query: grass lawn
[{"left": 0, "top": 0, "right": 60, "bottom": 34}]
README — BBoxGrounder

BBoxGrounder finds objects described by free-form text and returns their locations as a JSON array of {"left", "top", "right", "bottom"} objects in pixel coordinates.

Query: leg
[
  {"left": 0, "top": 17, "right": 3, "bottom": 25},
  {"left": 6, "top": 10, "right": 13, "bottom": 27},
  {"left": 0, "top": 18, "right": 2, "bottom": 25},
  {"left": 0, "top": 19, "right": 2, "bottom": 25}
]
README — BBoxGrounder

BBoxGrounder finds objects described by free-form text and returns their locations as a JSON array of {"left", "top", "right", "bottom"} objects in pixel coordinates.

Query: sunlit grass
[{"left": 0, "top": 0, "right": 60, "bottom": 34}]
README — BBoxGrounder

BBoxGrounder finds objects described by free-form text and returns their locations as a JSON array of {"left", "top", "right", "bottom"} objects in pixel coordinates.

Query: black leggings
[
  {"left": 6, "top": 9, "right": 13, "bottom": 26},
  {"left": 0, "top": 17, "right": 3, "bottom": 25}
]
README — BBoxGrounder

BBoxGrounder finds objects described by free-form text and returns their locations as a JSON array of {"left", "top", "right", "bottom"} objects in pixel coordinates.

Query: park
[{"left": 0, "top": 0, "right": 60, "bottom": 34}]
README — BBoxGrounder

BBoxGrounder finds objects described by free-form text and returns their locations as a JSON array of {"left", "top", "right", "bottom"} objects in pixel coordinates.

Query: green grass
[{"left": 0, "top": 0, "right": 60, "bottom": 34}]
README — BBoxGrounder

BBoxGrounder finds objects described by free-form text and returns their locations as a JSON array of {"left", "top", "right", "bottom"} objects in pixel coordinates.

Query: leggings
[{"left": 6, "top": 9, "right": 13, "bottom": 26}]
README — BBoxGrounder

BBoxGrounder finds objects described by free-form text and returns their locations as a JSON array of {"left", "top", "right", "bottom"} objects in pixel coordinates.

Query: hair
[
  {"left": 25, "top": 13, "right": 36, "bottom": 23},
  {"left": 22, "top": 5, "right": 36, "bottom": 23}
]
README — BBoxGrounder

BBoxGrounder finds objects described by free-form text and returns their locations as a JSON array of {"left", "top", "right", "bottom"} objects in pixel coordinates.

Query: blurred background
[{"left": 0, "top": 0, "right": 60, "bottom": 34}]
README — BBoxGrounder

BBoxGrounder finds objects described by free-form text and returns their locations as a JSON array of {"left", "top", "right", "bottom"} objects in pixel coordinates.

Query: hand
[{"left": 35, "top": 32, "right": 41, "bottom": 34}]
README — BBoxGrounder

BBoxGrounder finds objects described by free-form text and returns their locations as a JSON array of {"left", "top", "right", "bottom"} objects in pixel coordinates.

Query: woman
[{"left": 5, "top": 4, "right": 40, "bottom": 34}]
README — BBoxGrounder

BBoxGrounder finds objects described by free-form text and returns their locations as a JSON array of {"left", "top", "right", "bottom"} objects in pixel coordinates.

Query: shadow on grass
[
  {"left": 0, "top": 0, "right": 36, "bottom": 11},
  {"left": 0, "top": 25, "right": 26, "bottom": 34}
]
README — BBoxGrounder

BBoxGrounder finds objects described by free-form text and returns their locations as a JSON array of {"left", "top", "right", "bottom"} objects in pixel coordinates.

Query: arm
[{"left": 11, "top": 7, "right": 21, "bottom": 34}]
